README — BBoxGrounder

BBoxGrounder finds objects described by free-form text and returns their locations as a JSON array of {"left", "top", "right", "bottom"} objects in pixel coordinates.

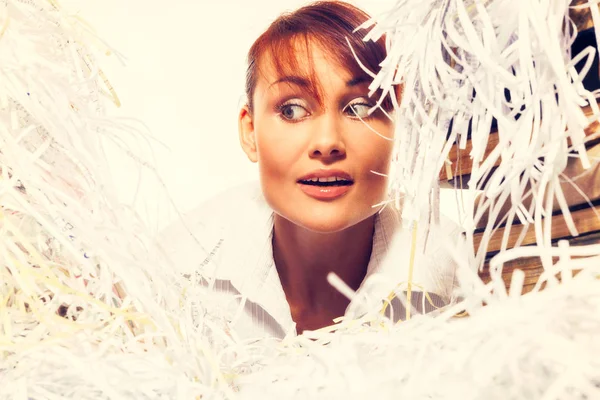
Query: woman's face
[{"left": 239, "top": 42, "right": 395, "bottom": 233}]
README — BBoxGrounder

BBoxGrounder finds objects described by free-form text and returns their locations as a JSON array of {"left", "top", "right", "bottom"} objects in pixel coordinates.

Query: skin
[{"left": 238, "top": 42, "right": 395, "bottom": 333}]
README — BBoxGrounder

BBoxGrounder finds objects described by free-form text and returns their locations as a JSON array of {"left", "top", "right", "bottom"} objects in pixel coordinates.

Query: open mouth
[
  {"left": 297, "top": 176, "right": 354, "bottom": 200},
  {"left": 298, "top": 178, "right": 354, "bottom": 187}
]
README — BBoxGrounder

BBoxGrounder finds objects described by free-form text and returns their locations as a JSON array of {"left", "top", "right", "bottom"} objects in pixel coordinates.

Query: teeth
[
  {"left": 304, "top": 177, "right": 350, "bottom": 183},
  {"left": 320, "top": 177, "right": 337, "bottom": 183}
]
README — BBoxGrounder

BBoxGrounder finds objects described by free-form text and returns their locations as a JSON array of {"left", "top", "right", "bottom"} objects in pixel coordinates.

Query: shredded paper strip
[{"left": 1, "top": 0, "right": 599, "bottom": 399}]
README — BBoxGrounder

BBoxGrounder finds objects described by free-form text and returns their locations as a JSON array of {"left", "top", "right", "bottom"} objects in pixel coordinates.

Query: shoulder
[
  {"left": 179, "top": 180, "right": 262, "bottom": 226},
  {"left": 391, "top": 212, "right": 465, "bottom": 297},
  {"left": 156, "top": 181, "right": 264, "bottom": 273},
  {"left": 436, "top": 213, "right": 466, "bottom": 238},
  {"left": 163, "top": 180, "right": 262, "bottom": 232}
]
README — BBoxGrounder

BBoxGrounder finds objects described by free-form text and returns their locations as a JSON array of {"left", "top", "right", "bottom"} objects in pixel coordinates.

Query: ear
[{"left": 238, "top": 105, "right": 258, "bottom": 163}]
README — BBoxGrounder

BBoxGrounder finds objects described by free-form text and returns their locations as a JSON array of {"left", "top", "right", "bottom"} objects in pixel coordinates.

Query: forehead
[
  {"left": 262, "top": 38, "right": 348, "bottom": 73},
  {"left": 254, "top": 37, "right": 364, "bottom": 96}
]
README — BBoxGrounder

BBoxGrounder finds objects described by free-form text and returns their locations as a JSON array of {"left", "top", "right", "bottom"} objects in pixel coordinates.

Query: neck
[{"left": 272, "top": 214, "right": 376, "bottom": 324}]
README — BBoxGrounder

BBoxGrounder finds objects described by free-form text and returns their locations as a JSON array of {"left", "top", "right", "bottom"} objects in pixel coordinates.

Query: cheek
[
  {"left": 355, "top": 124, "right": 395, "bottom": 173},
  {"left": 254, "top": 121, "right": 305, "bottom": 181},
  {"left": 353, "top": 125, "right": 395, "bottom": 203},
  {"left": 255, "top": 130, "right": 304, "bottom": 217}
]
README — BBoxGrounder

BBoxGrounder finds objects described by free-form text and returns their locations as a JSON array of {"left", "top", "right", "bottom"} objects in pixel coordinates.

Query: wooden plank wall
[{"left": 439, "top": 103, "right": 600, "bottom": 294}]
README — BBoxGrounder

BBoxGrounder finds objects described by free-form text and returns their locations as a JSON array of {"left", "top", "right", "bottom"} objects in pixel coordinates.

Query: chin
[
  {"left": 281, "top": 207, "right": 368, "bottom": 234},
  {"left": 297, "top": 218, "right": 354, "bottom": 234},
  {"left": 264, "top": 188, "right": 378, "bottom": 233}
]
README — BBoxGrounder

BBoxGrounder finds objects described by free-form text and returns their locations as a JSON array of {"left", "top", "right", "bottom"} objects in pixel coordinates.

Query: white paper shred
[
  {"left": 363, "top": 0, "right": 600, "bottom": 269},
  {"left": 2, "top": 1, "right": 600, "bottom": 399}
]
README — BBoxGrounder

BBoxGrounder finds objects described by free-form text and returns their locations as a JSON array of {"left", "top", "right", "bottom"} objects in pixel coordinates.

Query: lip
[
  {"left": 297, "top": 169, "right": 354, "bottom": 201},
  {"left": 298, "top": 183, "right": 352, "bottom": 200}
]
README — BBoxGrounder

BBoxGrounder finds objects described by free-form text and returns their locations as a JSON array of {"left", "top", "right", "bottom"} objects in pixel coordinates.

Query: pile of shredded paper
[{"left": 1, "top": 0, "right": 599, "bottom": 399}]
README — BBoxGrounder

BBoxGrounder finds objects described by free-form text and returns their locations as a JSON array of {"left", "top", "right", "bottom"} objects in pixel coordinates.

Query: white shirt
[{"left": 159, "top": 181, "right": 461, "bottom": 341}]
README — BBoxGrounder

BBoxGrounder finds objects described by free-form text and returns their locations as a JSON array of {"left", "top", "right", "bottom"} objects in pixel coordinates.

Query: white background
[{"left": 67, "top": 0, "right": 473, "bottom": 232}]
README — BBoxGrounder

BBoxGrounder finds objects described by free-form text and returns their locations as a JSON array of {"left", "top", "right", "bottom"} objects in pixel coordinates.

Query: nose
[{"left": 308, "top": 114, "right": 346, "bottom": 160}]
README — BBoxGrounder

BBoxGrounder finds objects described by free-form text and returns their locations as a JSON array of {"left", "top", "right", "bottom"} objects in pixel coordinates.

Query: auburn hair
[{"left": 244, "top": 1, "right": 396, "bottom": 114}]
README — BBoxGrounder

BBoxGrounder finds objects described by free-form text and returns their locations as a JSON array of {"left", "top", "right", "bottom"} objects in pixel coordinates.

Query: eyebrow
[
  {"left": 268, "top": 76, "right": 311, "bottom": 89},
  {"left": 268, "top": 75, "right": 372, "bottom": 89},
  {"left": 346, "top": 76, "right": 372, "bottom": 87}
]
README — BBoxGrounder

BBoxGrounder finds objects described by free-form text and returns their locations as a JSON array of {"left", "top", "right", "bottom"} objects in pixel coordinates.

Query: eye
[
  {"left": 344, "top": 101, "right": 373, "bottom": 119},
  {"left": 278, "top": 103, "right": 309, "bottom": 121}
]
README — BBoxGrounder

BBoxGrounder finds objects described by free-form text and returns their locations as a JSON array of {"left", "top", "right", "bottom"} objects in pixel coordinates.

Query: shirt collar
[{"left": 213, "top": 190, "right": 402, "bottom": 330}]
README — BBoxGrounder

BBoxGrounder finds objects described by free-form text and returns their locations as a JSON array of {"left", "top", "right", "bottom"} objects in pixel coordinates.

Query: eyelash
[
  {"left": 274, "top": 101, "right": 309, "bottom": 123},
  {"left": 275, "top": 99, "right": 376, "bottom": 122},
  {"left": 345, "top": 101, "right": 375, "bottom": 119}
]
